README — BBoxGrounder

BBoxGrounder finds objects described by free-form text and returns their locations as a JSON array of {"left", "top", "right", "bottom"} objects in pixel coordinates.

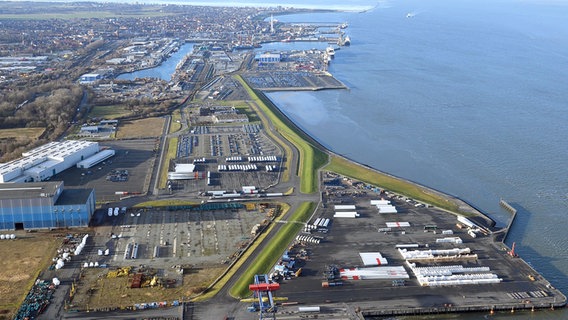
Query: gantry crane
[{"left": 247, "top": 274, "right": 280, "bottom": 319}]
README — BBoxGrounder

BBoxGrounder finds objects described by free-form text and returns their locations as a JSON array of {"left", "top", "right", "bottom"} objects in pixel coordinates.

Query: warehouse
[
  {"left": 0, "top": 140, "right": 102, "bottom": 183},
  {"left": 76, "top": 149, "right": 115, "bottom": 169},
  {"left": 0, "top": 181, "right": 95, "bottom": 230}
]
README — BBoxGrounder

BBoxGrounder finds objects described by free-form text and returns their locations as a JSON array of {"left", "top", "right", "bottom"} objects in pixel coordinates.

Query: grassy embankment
[
  {"left": 158, "top": 137, "right": 178, "bottom": 189},
  {"left": 235, "top": 75, "right": 327, "bottom": 194},
  {"left": 132, "top": 199, "right": 199, "bottom": 208},
  {"left": 325, "top": 156, "right": 462, "bottom": 214},
  {"left": 169, "top": 109, "right": 183, "bottom": 133},
  {"left": 229, "top": 202, "right": 315, "bottom": 299}
]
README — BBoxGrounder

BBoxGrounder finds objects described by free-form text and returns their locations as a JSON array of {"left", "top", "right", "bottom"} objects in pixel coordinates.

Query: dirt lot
[
  {"left": 116, "top": 117, "right": 165, "bottom": 139},
  {"left": 0, "top": 232, "right": 59, "bottom": 318},
  {"left": 68, "top": 205, "right": 269, "bottom": 310},
  {"left": 70, "top": 265, "right": 225, "bottom": 310}
]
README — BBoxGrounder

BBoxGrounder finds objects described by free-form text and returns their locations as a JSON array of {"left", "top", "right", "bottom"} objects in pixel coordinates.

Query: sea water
[{"left": 263, "top": 1, "right": 568, "bottom": 318}]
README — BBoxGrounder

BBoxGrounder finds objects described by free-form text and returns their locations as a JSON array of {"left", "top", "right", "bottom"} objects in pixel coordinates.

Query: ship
[
  {"left": 326, "top": 46, "right": 335, "bottom": 58},
  {"left": 337, "top": 33, "right": 351, "bottom": 46}
]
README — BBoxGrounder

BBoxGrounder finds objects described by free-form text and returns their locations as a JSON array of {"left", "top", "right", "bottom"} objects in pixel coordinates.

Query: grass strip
[
  {"left": 229, "top": 202, "right": 315, "bottom": 299},
  {"left": 325, "top": 155, "right": 461, "bottom": 213},
  {"left": 158, "top": 137, "right": 178, "bottom": 189},
  {"left": 169, "top": 109, "right": 182, "bottom": 133},
  {"left": 132, "top": 199, "right": 198, "bottom": 208}
]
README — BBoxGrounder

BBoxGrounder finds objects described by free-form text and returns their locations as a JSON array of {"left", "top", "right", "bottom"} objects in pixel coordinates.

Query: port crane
[
  {"left": 247, "top": 274, "right": 280, "bottom": 319},
  {"left": 508, "top": 242, "right": 518, "bottom": 258}
]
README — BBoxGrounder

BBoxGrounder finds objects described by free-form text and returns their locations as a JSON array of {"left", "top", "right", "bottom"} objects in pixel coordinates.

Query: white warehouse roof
[
  {"left": 0, "top": 140, "right": 99, "bottom": 183},
  {"left": 76, "top": 149, "right": 115, "bottom": 169},
  {"left": 174, "top": 163, "right": 195, "bottom": 173}
]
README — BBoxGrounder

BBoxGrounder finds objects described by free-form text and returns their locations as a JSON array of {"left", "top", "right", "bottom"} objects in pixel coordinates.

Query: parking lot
[
  {"left": 171, "top": 123, "right": 282, "bottom": 194},
  {"left": 275, "top": 175, "right": 560, "bottom": 313},
  {"left": 53, "top": 139, "right": 158, "bottom": 203},
  {"left": 89, "top": 206, "right": 267, "bottom": 268}
]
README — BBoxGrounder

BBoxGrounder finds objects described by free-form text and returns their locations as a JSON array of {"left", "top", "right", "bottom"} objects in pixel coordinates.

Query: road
[{"left": 189, "top": 96, "right": 322, "bottom": 319}]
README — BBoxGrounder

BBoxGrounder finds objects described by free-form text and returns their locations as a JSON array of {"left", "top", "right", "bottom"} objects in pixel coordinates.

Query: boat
[
  {"left": 326, "top": 46, "right": 335, "bottom": 58},
  {"left": 343, "top": 35, "right": 351, "bottom": 46}
]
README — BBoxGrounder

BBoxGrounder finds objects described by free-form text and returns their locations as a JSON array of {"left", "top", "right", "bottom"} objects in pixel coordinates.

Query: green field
[
  {"left": 234, "top": 104, "right": 261, "bottom": 123},
  {"left": 88, "top": 105, "right": 131, "bottom": 119},
  {"left": 325, "top": 155, "right": 462, "bottom": 213}
]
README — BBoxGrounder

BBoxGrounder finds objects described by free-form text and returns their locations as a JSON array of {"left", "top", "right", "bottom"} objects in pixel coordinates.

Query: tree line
[{"left": 0, "top": 78, "right": 83, "bottom": 161}]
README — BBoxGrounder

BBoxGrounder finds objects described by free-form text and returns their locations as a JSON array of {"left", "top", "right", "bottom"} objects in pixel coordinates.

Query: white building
[
  {"left": 79, "top": 73, "right": 102, "bottom": 84},
  {"left": 255, "top": 52, "right": 281, "bottom": 63},
  {"left": 0, "top": 140, "right": 102, "bottom": 183}
]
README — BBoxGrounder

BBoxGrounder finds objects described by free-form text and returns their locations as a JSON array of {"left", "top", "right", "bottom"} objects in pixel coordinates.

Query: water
[
  {"left": 116, "top": 42, "right": 195, "bottom": 81},
  {"left": 112, "top": 0, "right": 568, "bottom": 317},
  {"left": 262, "top": 1, "right": 568, "bottom": 318}
]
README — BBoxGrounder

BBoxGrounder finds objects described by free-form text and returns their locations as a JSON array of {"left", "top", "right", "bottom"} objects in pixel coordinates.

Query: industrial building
[
  {"left": 79, "top": 73, "right": 102, "bottom": 84},
  {"left": 0, "top": 140, "right": 112, "bottom": 183},
  {"left": 0, "top": 181, "right": 95, "bottom": 230},
  {"left": 76, "top": 149, "right": 115, "bottom": 169},
  {"left": 255, "top": 52, "right": 281, "bottom": 63}
]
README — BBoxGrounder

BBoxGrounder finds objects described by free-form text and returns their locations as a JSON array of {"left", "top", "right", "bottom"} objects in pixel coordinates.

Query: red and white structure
[{"left": 359, "top": 252, "right": 388, "bottom": 266}]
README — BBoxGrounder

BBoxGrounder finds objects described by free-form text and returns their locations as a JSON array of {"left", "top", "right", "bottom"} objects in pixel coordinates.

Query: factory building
[
  {"left": 0, "top": 181, "right": 95, "bottom": 230},
  {"left": 0, "top": 140, "right": 105, "bottom": 183},
  {"left": 79, "top": 73, "right": 102, "bottom": 84},
  {"left": 255, "top": 52, "right": 281, "bottom": 63}
]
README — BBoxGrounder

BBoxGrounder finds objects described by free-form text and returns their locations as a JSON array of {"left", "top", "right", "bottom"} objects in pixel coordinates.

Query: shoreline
[
  {"left": 255, "top": 89, "right": 497, "bottom": 228},
  {"left": 251, "top": 88, "right": 567, "bottom": 317}
]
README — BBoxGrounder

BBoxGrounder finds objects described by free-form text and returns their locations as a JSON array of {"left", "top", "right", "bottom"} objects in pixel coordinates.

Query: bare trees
[{"left": 0, "top": 81, "right": 82, "bottom": 161}]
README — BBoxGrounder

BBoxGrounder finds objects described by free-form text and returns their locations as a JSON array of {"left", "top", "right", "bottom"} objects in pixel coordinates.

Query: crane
[
  {"left": 508, "top": 242, "right": 518, "bottom": 257},
  {"left": 247, "top": 274, "right": 279, "bottom": 319}
]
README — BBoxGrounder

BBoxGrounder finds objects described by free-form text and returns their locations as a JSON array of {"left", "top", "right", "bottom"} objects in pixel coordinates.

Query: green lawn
[
  {"left": 325, "top": 155, "right": 461, "bottom": 213},
  {"left": 170, "top": 109, "right": 182, "bottom": 133},
  {"left": 158, "top": 137, "right": 178, "bottom": 189}
]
